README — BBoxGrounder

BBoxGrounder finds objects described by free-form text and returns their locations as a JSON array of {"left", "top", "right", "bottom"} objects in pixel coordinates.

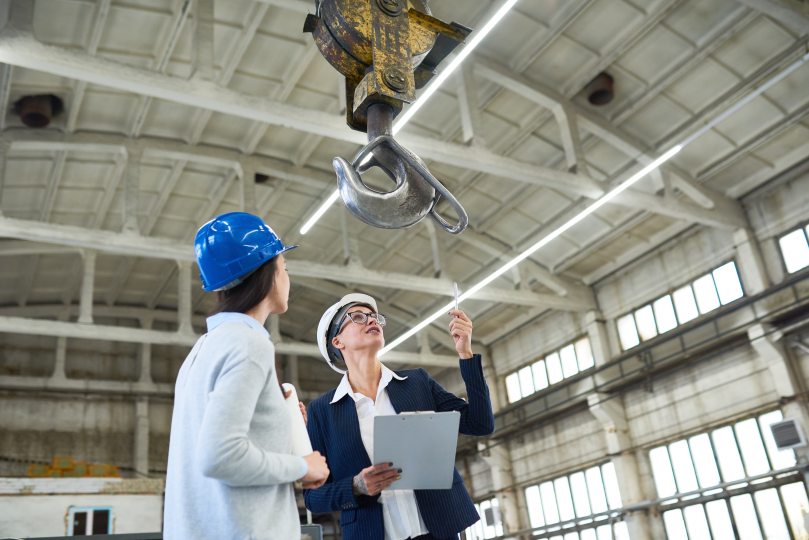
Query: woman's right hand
[{"left": 301, "top": 451, "right": 329, "bottom": 489}]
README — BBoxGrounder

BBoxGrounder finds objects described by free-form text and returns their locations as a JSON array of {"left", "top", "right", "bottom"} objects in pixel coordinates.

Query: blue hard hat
[{"left": 194, "top": 212, "right": 297, "bottom": 292}]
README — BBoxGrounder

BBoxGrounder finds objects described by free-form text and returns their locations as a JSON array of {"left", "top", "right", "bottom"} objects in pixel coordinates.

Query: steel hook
[{"left": 334, "top": 135, "right": 468, "bottom": 234}]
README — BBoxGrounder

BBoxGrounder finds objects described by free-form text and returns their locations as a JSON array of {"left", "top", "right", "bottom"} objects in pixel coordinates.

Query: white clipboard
[{"left": 373, "top": 411, "right": 460, "bottom": 490}]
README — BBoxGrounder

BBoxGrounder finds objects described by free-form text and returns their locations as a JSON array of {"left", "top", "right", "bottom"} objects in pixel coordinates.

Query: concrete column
[
  {"left": 138, "top": 319, "right": 153, "bottom": 384},
  {"left": 268, "top": 314, "right": 281, "bottom": 342},
  {"left": 177, "top": 260, "right": 193, "bottom": 335},
  {"left": 0, "top": 139, "right": 11, "bottom": 213},
  {"left": 479, "top": 441, "right": 525, "bottom": 539},
  {"left": 588, "top": 392, "right": 653, "bottom": 539},
  {"left": 733, "top": 228, "right": 769, "bottom": 295},
  {"left": 286, "top": 355, "right": 300, "bottom": 388},
  {"left": 585, "top": 311, "right": 615, "bottom": 387},
  {"left": 123, "top": 147, "right": 142, "bottom": 234},
  {"left": 134, "top": 397, "right": 150, "bottom": 477},
  {"left": 50, "top": 337, "right": 68, "bottom": 381},
  {"left": 240, "top": 166, "right": 257, "bottom": 213},
  {"left": 78, "top": 250, "right": 96, "bottom": 324}
]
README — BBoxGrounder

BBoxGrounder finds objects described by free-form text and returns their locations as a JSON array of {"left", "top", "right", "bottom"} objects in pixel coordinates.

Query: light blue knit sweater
[{"left": 164, "top": 314, "right": 307, "bottom": 539}]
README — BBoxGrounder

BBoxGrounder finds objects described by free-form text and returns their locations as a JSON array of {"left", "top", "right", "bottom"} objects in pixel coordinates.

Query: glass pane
[
  {"left": 649, "top": 446, "right": 677, "bottom": 497},
  {"left": 505, "top": 373, "right": 521, "bottom": 403},
  {"left": 601, "top": 462, "right": 622, "bottom": 509},
  {"left": 780, "top": 482, "right": 809, "bottom": 538},
  {"left": 758, "top": 410, "right": 796, "bottom": 470},
  {"left": 585, "top": 466, "right": 608, "bottom": 514},
  {"left": 705, "top": 499, "right": 735, "bottom": 538},
  {"left": 569, "top": 471, "right": 592, "bottom": 518},
  {"left": 734, "top": 418, "right": 770, "bottom": 476},
  {"left": 754, "top": 489, "right": 790, "bottom": 539},
  {"left": 596, "top": 524, "right": 613, "bottom": 540},
  {"left": 575, "top": 337, "right": 594, "bottom": 371},
  {"left": 560, "top": 344, "right": 579, "bottom": 378},
  {"left": 712, "top": 426, "right": 746, "bottom": 482},
  {"left": 617, "top": 314, "right": 640, "bottom": 350},
  {"left": 546, "top": 352, "right": 564, "bottom": 384},
  {"left": 92, "top": 509, "right": 110, "bottom": 534},
  {"left": 730, "top": 494, "right": 764, "bottom": 540},
  {"left": 525, "top": 485, "right": 545, "bottom": 528},
  {"left": 689, "top": 433, "right": 720, "bottom": 488},
  {"left": 653, "top": 295, "right": 678, "bottom": 333},
  {"left": 518, "top": 366, "right": 535, "bottom": 398},
  {"left": 669, "top": 440, "right": 699, "bottom": 493},
  {"left": 673, "top": 285, "right": 699, "bottom": 323},
  {"left": 555, "top": 477, "right": 576, "bottom": 522},
  {"left": 663, "top": 509, "right": 689, "bottom": 540},
  {"left": 712, "top": 261, "right": 744, "bottom": 304},
  {"left": 540, "top": 481, "right": 560, "bottom": 525},
  {"left": 634, "top": 304, "right": 658, "bottom": 341},
  {"left": 581, "top": 530, "right": 597, "bottom": 540},
  {"left": 779, "top": 228, "right": 809, "bottom": 273},
  {"left": 563, "top": 534, "right": 579, "bottom": 540},
  {"left": 612, "top": 522, "right": 629, "bottom": 540},
  {"left": 683, "top": 505, "right": 711, "bottom": 540},
  {"left": 693, "top": 274, "right": 720, "bottom": 314},
  {"left": 533, "top": 360, "right": 549, "bottom": 391}
]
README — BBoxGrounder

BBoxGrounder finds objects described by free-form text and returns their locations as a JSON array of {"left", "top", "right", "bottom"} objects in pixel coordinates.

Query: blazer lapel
[
  {"left": 332, "top": 395, "right": 372, "bottom": 468},
  {"left": 386, "top": 377, "right": 410, "bottom": 413}
]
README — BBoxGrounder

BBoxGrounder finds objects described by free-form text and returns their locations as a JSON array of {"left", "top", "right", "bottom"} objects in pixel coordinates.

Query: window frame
[
  {"left": 503, "top": 335, "right": 595, "bottom": 404},
  {"left": 615, "top": 259, "right": 746, "bottom": 352},
  {"left": 776, "top": 222, "right": 809, "bottom": 275}
]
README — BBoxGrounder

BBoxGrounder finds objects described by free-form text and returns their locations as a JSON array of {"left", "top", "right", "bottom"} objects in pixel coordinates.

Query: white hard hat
[{"left": 316, "top": 293, "right": 378, "bottom": 374}]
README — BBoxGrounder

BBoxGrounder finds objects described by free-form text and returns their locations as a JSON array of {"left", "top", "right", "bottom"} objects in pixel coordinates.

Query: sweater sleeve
[
  {"left": 197, "top": 339, "right": 307, "bottom": 487},
  {"left": 428, "top": 354, "right": 495, "bottom": 436}
]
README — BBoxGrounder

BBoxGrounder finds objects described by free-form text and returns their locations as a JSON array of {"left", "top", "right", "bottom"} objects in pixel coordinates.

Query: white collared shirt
[{"left": 331, "top": 365, "right": 430, "bottom": 540}]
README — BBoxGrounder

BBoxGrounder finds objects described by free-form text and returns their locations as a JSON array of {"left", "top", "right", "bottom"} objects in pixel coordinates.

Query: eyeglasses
[{"left": 338, "top": 311, "right": 386, "bottom": 332}]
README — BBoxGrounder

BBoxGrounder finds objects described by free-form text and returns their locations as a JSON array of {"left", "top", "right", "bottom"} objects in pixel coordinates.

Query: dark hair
[{"left": 212, "top": 256, "right": 279, "bottom": 315}]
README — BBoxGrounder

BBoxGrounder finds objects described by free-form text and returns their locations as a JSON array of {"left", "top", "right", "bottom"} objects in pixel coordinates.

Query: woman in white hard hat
[
  {"left": 303, "top": 293, "right": 494, "bottom": 540},
  {"left": 164, "top": 212, "right": 329, "bottom": 540}
]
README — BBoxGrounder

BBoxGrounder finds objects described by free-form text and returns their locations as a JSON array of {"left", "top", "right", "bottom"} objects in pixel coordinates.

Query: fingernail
[
  {"left": 388, "top": 462, "right": 394, "bottom": 466},
  {"left": 397, "top": 468, "right": 402, "bottom": 473}
]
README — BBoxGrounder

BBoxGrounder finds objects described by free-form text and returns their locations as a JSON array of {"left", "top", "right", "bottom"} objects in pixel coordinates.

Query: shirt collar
[
  {"left": 330, "top": 364, "right": 407, "bottom": 404},
  {"left": 206, "top": 312, "right": 270, "bottom": 339}
]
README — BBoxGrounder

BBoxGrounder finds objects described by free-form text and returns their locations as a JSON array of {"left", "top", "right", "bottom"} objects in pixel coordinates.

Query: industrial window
[
  {"left": 462, "top": 497, "right": 503, "bottom": 540},
  {"left": 504, "top": 337, "right": 594, "bottom": 403},
  {"left": 649, "top": 410, "right": 809, "bottom": 539},
  {"left": 617, "top": 261, "right": 744, "bottom": 351},
  {"left": 523, "top": 462, "right": 629, "bottom": 539},
  {"left": 67, "top": 506, "right": 112, "bottom": 535},
  {"left": 778, "top": 225, "right": 809, "bottom": 273}
]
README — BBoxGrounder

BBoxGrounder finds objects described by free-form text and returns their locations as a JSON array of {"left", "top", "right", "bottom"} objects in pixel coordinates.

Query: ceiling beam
[
  {"left": 0, "top": 216, "right": 593, "bottom": 311},
  {"left": 475, "top": 59, "right": 748, "bottom": 230},
  {"left": 0, "top": 28, "right": 603, "bottom": 198},
  {"left": 0, "top": 315, "right": 458, "bottom": 368},
  {"left": 734, "top": 0, "right": 809, "bottom": 35}
]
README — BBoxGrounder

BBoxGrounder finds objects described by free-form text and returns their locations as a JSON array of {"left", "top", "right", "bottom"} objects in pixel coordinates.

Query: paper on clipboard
[{"left": 373, "top": 411, "right": 460, "bottom": 490}]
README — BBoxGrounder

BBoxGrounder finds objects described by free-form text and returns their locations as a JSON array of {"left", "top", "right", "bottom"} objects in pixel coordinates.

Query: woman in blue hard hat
[
  {"left": 164, "top": 212, "right": 329, "bottom": 540},
  {"left": 303, "top": 293, "right": 494, "bottom": 540}
]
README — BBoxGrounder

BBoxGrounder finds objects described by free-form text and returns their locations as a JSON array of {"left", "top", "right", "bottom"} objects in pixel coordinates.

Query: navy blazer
[{"left": 304, "top": 355, "right": 495, "bottom": 540}]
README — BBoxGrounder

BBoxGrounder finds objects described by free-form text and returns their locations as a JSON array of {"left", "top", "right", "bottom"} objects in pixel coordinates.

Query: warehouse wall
[{"left": 479, "top": 168, "right": 809, "bottom": 536}]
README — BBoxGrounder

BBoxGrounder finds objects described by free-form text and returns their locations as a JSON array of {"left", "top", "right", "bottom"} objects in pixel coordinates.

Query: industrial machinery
[{"left": 304, "top": 0, "right": 472, "bottom": 233}]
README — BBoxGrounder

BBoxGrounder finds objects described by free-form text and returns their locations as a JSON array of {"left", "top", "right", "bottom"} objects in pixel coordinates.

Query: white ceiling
[{"left": 0, "top": 0, "right": 807, "bottom": 356}]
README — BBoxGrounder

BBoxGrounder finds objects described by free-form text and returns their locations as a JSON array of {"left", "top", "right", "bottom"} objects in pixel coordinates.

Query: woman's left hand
[
  {"left": 448, "top": 309, "right": 474, "bottom": 359},
  {"left": 298, "top": 401, "right": 307, "bottom": 426}
]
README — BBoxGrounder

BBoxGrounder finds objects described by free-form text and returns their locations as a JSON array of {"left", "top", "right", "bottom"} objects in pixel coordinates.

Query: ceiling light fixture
[
  {"left": 300, "top": 0, "right": 522, "bottom": 235},
  {"left": 380, "top": 49, "right": 809, "bottom": 355}
]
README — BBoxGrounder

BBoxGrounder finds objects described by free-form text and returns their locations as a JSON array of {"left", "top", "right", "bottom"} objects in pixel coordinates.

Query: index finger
[
  {"left": 368, "top": 462, "right": 395, "bottom": 474},
  {"left": 448, "top": 309, "right": 471, "bottom": 323}
]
